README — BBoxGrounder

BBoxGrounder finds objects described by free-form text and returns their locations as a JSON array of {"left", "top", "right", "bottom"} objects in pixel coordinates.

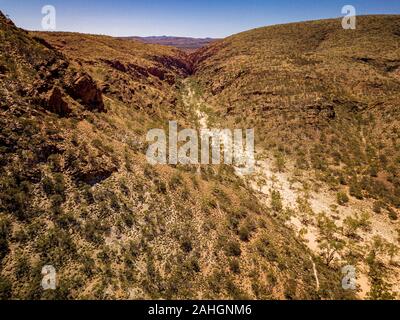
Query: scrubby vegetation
[{"left": 1, "top": 11, "right": 398, "bottom": 300}]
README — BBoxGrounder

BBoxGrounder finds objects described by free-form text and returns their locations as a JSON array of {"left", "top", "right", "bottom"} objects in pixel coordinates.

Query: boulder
[
  {"left": 67, "top": 73, "right": 105, "bottom": 112},
  {"left": 44, "top": 86, "right": 72, "bottom": 116}
]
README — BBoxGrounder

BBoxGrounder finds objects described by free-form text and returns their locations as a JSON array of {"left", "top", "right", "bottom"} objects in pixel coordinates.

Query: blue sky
[{"left": 1, "top": 1, "right": 400, "bottom": 37}]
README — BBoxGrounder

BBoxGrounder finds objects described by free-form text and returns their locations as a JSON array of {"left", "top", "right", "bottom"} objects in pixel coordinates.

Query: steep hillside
[
  {"left": 192, "top": 15, "right": 400, "bottom": 298},
  {"left": 0, "top": 11, "right": 353, "bottom": 300}
]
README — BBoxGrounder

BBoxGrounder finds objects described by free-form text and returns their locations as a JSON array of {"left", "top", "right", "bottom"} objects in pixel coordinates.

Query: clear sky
[{"left": 1, "top": 0, "right": 400, "bottom": 38}]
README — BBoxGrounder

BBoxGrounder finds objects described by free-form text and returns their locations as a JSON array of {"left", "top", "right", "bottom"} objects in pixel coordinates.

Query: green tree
[{"left": 317, "top": 213, "right": 344, "bottom": 266}]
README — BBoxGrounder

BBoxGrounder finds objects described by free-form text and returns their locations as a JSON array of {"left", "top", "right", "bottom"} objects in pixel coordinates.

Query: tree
[
  {"left": 386, "top": 243, "right": 399, "bottom": 265},
  {"left": 343, "top": 211, "right": 371, "bottom": 238},
  {"left": 366, "top": 236, "right": 397, "bottom": 300},
  {"left": 317, "top": 213, "right": 344, "bottom": 266}
]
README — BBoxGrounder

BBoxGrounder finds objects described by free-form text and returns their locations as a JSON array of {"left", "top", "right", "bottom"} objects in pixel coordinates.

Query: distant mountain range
[{"left": 118, "top": 36, "right": 218, "bottom": 51}]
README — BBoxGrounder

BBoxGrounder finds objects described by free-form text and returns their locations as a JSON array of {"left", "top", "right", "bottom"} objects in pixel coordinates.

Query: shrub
[
  {"left": 121, "top": 212, "right": 135, "bottom": 228},
  {"left": 181, "top": 237, "right": 193, "bottom": 253},
  {"left": 338, "top": 173, "right": 347, "bottom": 185},
  {"left": 170, "top": 172, "right": 183, "bottom": 188},
  {"left": 0, "top": 238, "right": 8, "bottom": 262},
  {"left": 0, "top": 176, "right": 31, "bottom": 220},
  {"left": 388, "top": 208, "right": 398, "bottom": 221},
  {"left": 15, "top": 255, "right": 30, "bottom": 279},
  {"left": 274, "top": 152, "right": 286, "bottom": 172},
  {"left": 84, "top": 219, "right": 108, "bottom": 244},
  {"left": 185, "top": 256, "right": 200, "bottom": 273},
  {"left": 349, "top": 179, "right": 363, "bottom": 200},
  {"left": 227, "top": 210, "right": 243, "bottom": 231},
  {"left": 201, "top": 196, "right": 217, "bottom": 212},
  {"left": 229, "top": 258, "right": 241, "bottom": 274},
  {"left": 42, "top": 176, "right": 54, "bottom": 195},
  {"left": 225, "top": 240, "right": 242, "bottom": 257},
  {"left": 0, "top": 276, "right": 12, "bottom": 300},
  {"left": 337, "top": 191, "right": 349, "bottom": 206},
  {"left": 369, "top": 165, "right": 378, "bottom": 177},
  {"left": 37, "top": 227, "right": 77, "bottom": 263},
  {"left": 343, "top": 212, "right": 371, "bottom": 237},
  {"left": 212, "top": 186, "right": 230, "bottom": 204},
  {"left": 50, "top": 194, "right": 64, "bottom": 215},
  {"left": 238, "top": 225, "right": 250, "bottom": 242},
  {"left": 43, "top": 173, "right": 65, "bottom": 199},
  {"left": 0, "top": 218, "right": 11, "bottom": 239},
  {"left": 53, "top": 173, "right": 66, "bottom": 196},
  {"left": 373, "top": 201, "right": 384, "bottom": 214},
  {"left": 154, "top": 179, "right": 167, "bottom": 194},
  {"left": 270, "top": 190, "right": 283, "bottom": 212},
  {"left": 48, "top": 154, "right": 62, "bottom": 172}
]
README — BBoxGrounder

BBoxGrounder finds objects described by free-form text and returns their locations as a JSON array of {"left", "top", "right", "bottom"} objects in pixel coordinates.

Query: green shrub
[
  {"left": 48, "top": 154, "right": 62, "bottom": 172},
  {"left": 15, "top": 255, "right": 30, "bottom": 279},
  {"left": 343, "top": 212, "right": 371, "bottom": 237},
  {"left": 0, "top": 218, "right": 11, "bottom": 239},
  {"left": 50, "top": 194, "right": 64, "bottom": 215},
  {"left": 0, "top": 238, "right": 8, "bottom": 262},
  {"left": 274, "top": 152, "right": 286, "bottom": 172},
  {"left": 185, "top": 256, "right": 200, "bottom": 273},
  {"left": 212, "top": 186, "right": 230, "bottom": 204},
  {"left": 53, "top": 173, "right": 66, "bottom": 196},
  {"left": 369, "top": 165, "right": 378, "bottom": 177},
  {"left": 349, "top": 179, "right": 363, "bottom": 200},
  {"left": 37, "top": 227, "right": 77, "bottom": 262},
  {"left": 388, "top": 208, "right": 398, "bottom": 221},
  {"left": 229, "top": 259, "right": 241, "bottom": 274},
  {"left": 373, "top": 201, "right": 384, "bottom": 214},
  {"left": 42, "top": 176, "right": 55, "bottom": 195},
  {"left": 0, "top": 276, "right": 12, "bottom": 300},
  {"left": 170, "top": 172, "right": 183, "bottom": 188},
  {"left": 337, "top": 191, "right": 349, "bottom": 206},
  {"left": 181, "top": 237, "right": 193, "bottom": 253},
  {"left": 154, "top": 179, "right": 167, "bottom": 194},
  {"left": 225, "top": 240, "right": 242, "bottom": 257},
  {"left": 270, "top": 190, "right": 283, "bottom": 212},
  {"left": 43, "top": 173, "right": 65, "bottom": 199},
  {"left": 84, "top": 219, "right": 108, "bottom": 244},
  {"left": 0, "top": 176, "right": 31, "bottom": 220},
  {"left": 238, "top": 225, "right": 250, "bottom": 242}
]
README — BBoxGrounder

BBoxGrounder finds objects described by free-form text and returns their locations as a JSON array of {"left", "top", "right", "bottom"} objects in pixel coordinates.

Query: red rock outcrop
[
  {"left": 66, "top": 73, "right": 105, "bottom": 112},
  {"left": 44, "top": 86, "right": 72, "bottom": 116}
]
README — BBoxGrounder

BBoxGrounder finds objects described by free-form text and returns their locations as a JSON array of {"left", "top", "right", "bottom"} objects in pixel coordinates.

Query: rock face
[
  {"left": 44, "top": 86, "right": 71, "bottom": 116},
  {"left": 0, "top": 10, "right": 106, "bottom": 117},
  {"left": 67, "top": 73, "right": 105, "bottom": 112},
  {"left": 76, "top": 165, "right": 118, "bottom": 186}
]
